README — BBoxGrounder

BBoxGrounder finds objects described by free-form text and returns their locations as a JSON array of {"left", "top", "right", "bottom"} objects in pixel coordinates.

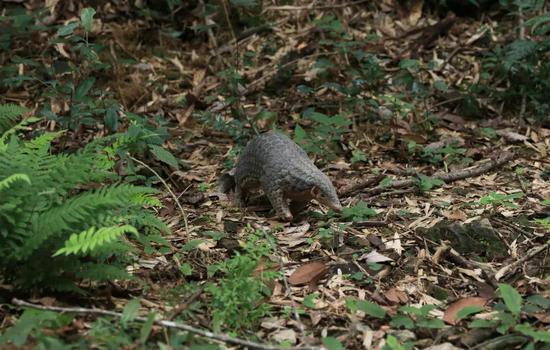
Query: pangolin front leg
[{"left": 265, "top": 188, "right": 293, "bottom": 222}]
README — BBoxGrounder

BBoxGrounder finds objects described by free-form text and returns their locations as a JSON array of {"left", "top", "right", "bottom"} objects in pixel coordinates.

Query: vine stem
[{"left": 129, "top": 155, "right": 190, "bottom": 236}]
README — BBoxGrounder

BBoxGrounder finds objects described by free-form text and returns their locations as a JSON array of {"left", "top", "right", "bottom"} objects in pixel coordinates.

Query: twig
[
  {"left": 364, "top": 152, "right": 518, "bottom": 197},
  {"left": 494, "top": 242, "right": 549, "bottom": 281},
  {"left": 339, "top": 174, "right": 385, "bottom": 197},
  {"left": 263, "top": 0, "right": 369, "bottom": 12},
  {"left": 11, "top": 299, "right": 322, "bottom": 350},
  {"left": 129, "top": 155, "right": 190, "bottom": 236}
]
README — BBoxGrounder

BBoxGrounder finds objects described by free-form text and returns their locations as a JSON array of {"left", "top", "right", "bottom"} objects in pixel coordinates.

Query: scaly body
[{"left": 232, "top": 131, "right": 342, "bottom": 221}]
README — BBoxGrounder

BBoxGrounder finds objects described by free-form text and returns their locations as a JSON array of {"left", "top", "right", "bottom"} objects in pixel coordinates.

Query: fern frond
[
  {"left": 53, "top": 225, "right": 138, "bottom": 257},
  {"left": 0, "top": 173, "right": 31, "bottom": 191},
  {"left": 0, "top": 104, "right": 29, "bottom": 133}
]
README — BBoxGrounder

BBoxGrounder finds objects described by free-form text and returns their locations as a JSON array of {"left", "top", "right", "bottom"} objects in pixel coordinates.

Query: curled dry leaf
[
  {"left": 443, "top": 297, "right": 488, "bottom": 325},
  {"left": 288, "top": 261, "right": 328, "bottom": 286}
]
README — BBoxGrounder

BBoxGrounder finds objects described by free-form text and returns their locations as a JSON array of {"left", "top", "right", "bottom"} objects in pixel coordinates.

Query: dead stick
[
  {"left": 364, "top": 152, "right": 517, "bottom": 197},
  {"left": 11, "top": 299, "right": 322, "bottom": 350},
  {"left": 495, "top": 243, "right": 549, "bottom": 281},
  {"left": 263, "top": 0, "right": 369, "bottom": 12}
]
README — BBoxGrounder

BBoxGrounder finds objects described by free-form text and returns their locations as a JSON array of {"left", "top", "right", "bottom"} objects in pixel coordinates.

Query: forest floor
[{"left": 1, "top": 0, "right": 549, "bottom": 349}]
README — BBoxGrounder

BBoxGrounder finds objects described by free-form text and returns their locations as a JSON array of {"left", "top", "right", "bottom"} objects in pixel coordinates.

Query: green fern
[
  {"left": 0, "top": 106, "right": 170, "bottom": 291},
  {"left": 54, "top": 225, "right": 138, "bottom": 256},
  {"left": 0, "top": 103, "right": 28, "bottom": 133},
  {"left": 0, "top": 173, "right": 31, "bottom": 191}
]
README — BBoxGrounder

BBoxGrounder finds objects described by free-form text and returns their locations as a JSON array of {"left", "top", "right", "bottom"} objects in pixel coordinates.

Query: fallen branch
[
  {"left": 495, "top": 242, "right": 549, "bottom": 281},
  {"left": 263, "top": 0, "right": 369, "bottom": 12},
  {"left": 363, "top": 151, "right": 518, "bottom": 197},
  {"left": 11, "top": 299, "right": 322, "bottom": 350}
]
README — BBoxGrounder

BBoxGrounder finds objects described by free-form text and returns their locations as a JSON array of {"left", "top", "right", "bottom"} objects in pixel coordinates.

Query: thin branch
[
  {"left": 11, "top": 299, "right": 322, "bottom": 350},
  {"left": 363, "top": 151, "right": 518, "bottom": 197},
  {"left": 263, "top": 0, "right": 369, "bottom": 12},
  {"left": 129, "top": 155, "right": 190, "bottom": 236},
  {"left": 495, "top": 242, "right": 549, "bottom": 281}
]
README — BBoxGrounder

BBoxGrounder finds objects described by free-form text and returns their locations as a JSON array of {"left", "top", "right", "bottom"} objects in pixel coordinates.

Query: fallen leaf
[
  {"left": 385, "top": 288, "right": 409, "bottom": 304},
  {"left": 270, "top": 329, "right": 296, "bottom": 344},
  {"left": 496, "top": 129, "right": 528, "bottom": 142},
  {"left": 443, "top": 297, "right": 488, "bottom": 325},
  {"left": 442, "top": 209, "right": 467, "bottom": 221},
  {"left": 359, "top": 250, "right": 394, "bottom": 263},
  {"left": 288, "top": 262, "right": 328, "bottom": 286}
]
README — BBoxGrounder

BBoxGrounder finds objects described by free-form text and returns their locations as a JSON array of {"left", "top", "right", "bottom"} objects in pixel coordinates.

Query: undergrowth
[{"left": 0, "top": 104, "right": 168, "bottom": 292}]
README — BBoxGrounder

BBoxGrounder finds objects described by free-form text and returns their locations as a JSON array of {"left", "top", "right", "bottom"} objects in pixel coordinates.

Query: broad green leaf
[
  {"left": 322, "top": 337, "right": 344, "bottom": 350},
  {"left": 294, "top": 124, "right": 307, "bottom": 142},
  {"left": 149, "top": 145, "right": 179, "bottom": 169},
  {"left": 456, "top": 306, "right": 485, "bottom": 321},
  {"left": 80, "top": 7, "right": 96, "bottom": 32},
  {"left": 56, "top": 21, "right": 79, "bottom": 37},
  {"left": 303, "top": 293, "right": 319, "bottom": 309},
  {"left": 399, "top": 59, "right": 418, "bottom": 69},
  {"left": 353, "top": 299, "right": 386, "bottom": 318},
  {"left": 180, "top": 263, "right": 193, "bottom": 276},
  {"left": 140, "top": 312, "right": 156, "bottom": 344},
  {"left": 498, "top": 283, "right": 522, "bottom": 315},
  {"left": 121, "top": 298, "right": 140, "bottom": 327},
  {"left": 515, "top": 323, "right": 550, "bottom": 342},
  {"left": 181, "top": 239, "right": 204, "bottom": 251},
  {"left": 75, "top": 77, "right": 95, "bottom": 100}
]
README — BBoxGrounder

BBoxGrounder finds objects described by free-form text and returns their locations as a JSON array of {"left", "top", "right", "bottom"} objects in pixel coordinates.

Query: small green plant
[
  {"left": 340, "top": 201, "right": 377, "bottom": 221},
  {"left": 293, "top": 109, "right": 351, "bottom": 161},
  {"left": 390, "top": 304, "right": 445, "bottom": 330},
  {"left": 471, "top": 191, "right": 525, "bottom": 209},
  {"left": 467, "top": 284, "right": 550, "bottom": 346},
  {"left": 421, "top": 143, "right": 468, "bottom": 165},
  {"left": 416, "top": 174, "right": 445, "bottom": 192},
  {"left": 206, "top": 230, "right": 278, "bottom": 332}
]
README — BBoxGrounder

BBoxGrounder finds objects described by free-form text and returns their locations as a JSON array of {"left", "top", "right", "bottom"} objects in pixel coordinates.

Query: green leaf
[
  {"left": 140, "top": 312, "right": 156, "bottom": 344},
  {"left": 75, "top": 77, "right": 95, "bottom": 100},
  {"left": 341, "top": 201, "right": 377, "bottom": 221},
  {"left": 149, "top": 145, "right": 179, "bottom": 169},
  {"left": 390, "top": 315, "right": 415, "bottom": 329},
  {"left": 433, "top": 80, "right": 448, "bottom": 91},
  {"left": 121, "top": 299, "right": 140, "bottom": 327},
  {"left": 498, "top": 283, "right": 522, "bottom": 315},
  {"left": 386, "top": 335, "right": 404, "bottom": 350},
  {"left": 417, "top": 318, "right": 445, "bottom": 328},
  {"left": 322, "top": 337, "right": 344, "bottom": 350},
  {"left": 56, "top": 21, "right": 79, "bottom": 37},
  {"left": 80, "top": 7, "right": 96, "bottom": 32},
  {"left": 456, "top": 306, "right": 484, "bottom": 321},
  {"left": 417, "top": 174, "right": 445, "bottom": 191},
  {"left": 399, "top": 59, "right": 418, "bottom": 69},
  {"left": 180, "top": 263, "right": 193, "bottom": 276},
  {"left": 294, "top": 124, "right": 307, "bottom": 143},
  {"left": 349, "top": 299, "right": 386, "bottom": 318},
  {"left": 303, "top": 293, "right": 319, "bottom": 309},
  {"left": 515, "top": 323, "right": 550, "bottom": 342},
  {"left": 181, "top": 239, "right": 204, "bottom": 252},
  {"left": 379, "top": 176, "right": 393, "bottom": 188}
]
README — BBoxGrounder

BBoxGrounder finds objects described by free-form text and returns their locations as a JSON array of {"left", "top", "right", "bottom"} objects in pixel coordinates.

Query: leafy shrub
[{"left": 0, "top": 105, "right": 168, "bottom": 292}]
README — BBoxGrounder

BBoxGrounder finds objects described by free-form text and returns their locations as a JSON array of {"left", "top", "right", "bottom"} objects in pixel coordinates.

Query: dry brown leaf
[
  {"left": 359, "top": 250, "right": 394, "bottom": 263},
  {"left": 442, "top": 209, "right": 467, "bottom": 221},
  {"left": 443, "top": 297, "right": 488, "bottom": 325},
  {"left": 288, "top": 261, "right": 328, "bottom": 286},
  {"left": 533, "top": 312, "right": 550, "bottom": 324},
  {"left": 385, "top": 288, "right": 409, "bottom": 304},
  {"left": 496, "top": 129, "right": 528, "bottom": 142}
]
